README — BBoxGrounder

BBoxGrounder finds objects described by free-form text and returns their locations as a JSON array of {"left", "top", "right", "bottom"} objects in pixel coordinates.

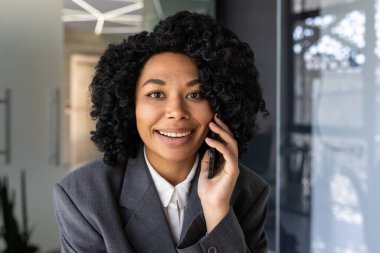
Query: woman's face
[{"left": 135, "top": 52, "right": 213, "bottom": 166}]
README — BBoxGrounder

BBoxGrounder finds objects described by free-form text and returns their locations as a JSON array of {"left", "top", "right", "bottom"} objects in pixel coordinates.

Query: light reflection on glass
[
  {"left": 304, "top": 35, "right": 354, "bottom": 70},
  {"left": 289, "top": 1, "right": 380, "bottom": 253},
  {"left": 331, "top": 174, "right": 363, "bottom": 225},
  {"left": 331, "top": 10, "right": 366, "bottom": 49},
  {"left": 311, "top": 137, "right": 368, "bottom": 253},
  {"left": 332, "top": 205, "right": 362, "bottom": 224},
  {"left": 312, "top": 238, "right": 327, "bottom": 252},
  {"left": 293, "top": 11, "right": 366, "bottom": 71},
  {"left": 331, "top": 174, "right": 359, "bottom": 206},
  {"left": 375, "top": 0, "right": 380, "bottom": 58},
  {"left": 294, "top": 43, "right": 303, "bottom": 54},
  {"left": 292, "top": 0, "right": 362, "bottom": 14},
  {"left": 305, "top": 15, "right": 336, "bottom": 28},
  {"left": 333, "top": 244, "right": 368, "bottom": 253}
]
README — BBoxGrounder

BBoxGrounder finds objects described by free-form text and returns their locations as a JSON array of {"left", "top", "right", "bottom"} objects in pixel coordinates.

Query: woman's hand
[{"left": 198, "top": 114, "right": 239, "bottom": 233}]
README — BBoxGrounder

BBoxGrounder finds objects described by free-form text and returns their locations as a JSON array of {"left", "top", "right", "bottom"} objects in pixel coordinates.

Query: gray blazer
[{"left": 53, "top": 150, "right": 270, "bottom": 253}]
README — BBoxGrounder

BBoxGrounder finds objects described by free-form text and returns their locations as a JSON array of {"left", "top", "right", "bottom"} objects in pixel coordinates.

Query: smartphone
[{"left": 208, "top": 130, "right": 220, "bottom": 179}]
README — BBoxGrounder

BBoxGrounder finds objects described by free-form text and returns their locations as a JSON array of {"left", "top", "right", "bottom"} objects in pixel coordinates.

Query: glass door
[{"left": 279, "top": 0, "right": 380, "bottom": 252}]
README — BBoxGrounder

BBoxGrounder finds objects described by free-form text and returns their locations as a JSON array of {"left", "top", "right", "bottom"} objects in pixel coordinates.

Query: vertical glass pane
[
  {"left": 292, "top": 0, "right": 362, "bottom": 13},
  {"left": 281, "top": 0, "right": 380, "bottom": 252}
]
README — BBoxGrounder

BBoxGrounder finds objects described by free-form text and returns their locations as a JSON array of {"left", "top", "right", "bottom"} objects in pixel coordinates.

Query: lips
[{"left": 155, "top": 128, "right": 194, "bottom": 147}]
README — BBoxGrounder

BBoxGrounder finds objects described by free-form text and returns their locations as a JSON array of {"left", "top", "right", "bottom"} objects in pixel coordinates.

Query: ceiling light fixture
[
  {"left": 64, "top": 0, "right": 144, "bottom": 35},
  {"left": 71, "top": 0, "right": 102, "bottom": 18},
  {"left": 104, "top": 2, "right": 144, "bottom": 19}
]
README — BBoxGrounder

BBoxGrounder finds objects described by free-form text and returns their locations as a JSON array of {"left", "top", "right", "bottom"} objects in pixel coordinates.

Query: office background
[{"left": 0, "top": 0, "right": 379, "bottom": 252}]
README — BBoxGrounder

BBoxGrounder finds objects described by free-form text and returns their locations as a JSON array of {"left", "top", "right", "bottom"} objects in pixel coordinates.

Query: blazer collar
[
  {"left": 180, "top": 160, "right": 203, "bottom": 242},
  {"left": 118, "top": 149, "right": 203, "bottom": 250},
  {"left": 118, "top": 149, "right": 175, "bottom": 251}
]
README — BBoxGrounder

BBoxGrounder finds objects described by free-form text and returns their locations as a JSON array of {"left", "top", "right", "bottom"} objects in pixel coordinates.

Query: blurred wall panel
[
  {"left": 0, "top": 0, "right": 65, "bottom": 251},
  {"left": 216, "top": 1, "right": 278, "bottom": 251},
  {"left": 69, "top": 55, "right": 102, "bottom": 169}
]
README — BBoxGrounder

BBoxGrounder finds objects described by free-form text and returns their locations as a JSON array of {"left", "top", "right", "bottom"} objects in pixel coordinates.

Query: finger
[
  {"left": 205, "top": 139, "right": 238, "bottom": 177},
  {"left": 200, "top": 150, "right": 210, "bottom": 174},
  {"left": 209, "top": 121, "right": 235, "bottom": 144},
  {"left": 205, "top": 137, "right": 237, "bottom": 168},
  {"left": 209, "top": 122, "right": 238, "bottom": 156}
]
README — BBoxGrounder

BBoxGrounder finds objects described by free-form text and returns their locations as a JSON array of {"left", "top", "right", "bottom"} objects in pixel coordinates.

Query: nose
[{"left": 165, "top": 96, "right": 189, "bottom": 120}]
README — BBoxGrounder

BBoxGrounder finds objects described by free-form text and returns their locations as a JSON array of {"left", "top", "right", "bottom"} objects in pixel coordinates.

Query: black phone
[{"left": 208, "top": 130, "right": 220, "bottom": 179}]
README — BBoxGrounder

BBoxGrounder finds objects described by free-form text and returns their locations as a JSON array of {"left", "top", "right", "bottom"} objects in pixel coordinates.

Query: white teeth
[{"left": 158, "top": 131, "right": 192, "bottom": 138}]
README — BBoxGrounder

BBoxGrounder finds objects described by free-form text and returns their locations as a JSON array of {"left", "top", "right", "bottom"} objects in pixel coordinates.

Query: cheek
[
  {"left": 194, "top": 104, "right": 214, "bottom": 127},
  {"left": 135, "top": 101, "right": 162, "bottom": 131}
]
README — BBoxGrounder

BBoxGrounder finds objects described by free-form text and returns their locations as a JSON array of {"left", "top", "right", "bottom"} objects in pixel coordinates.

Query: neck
[{"left": 147, "top": 153, "right": 196, "bottom": 186}]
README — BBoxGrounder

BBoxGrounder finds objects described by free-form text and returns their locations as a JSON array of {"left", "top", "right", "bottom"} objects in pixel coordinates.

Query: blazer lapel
[
  {"left": 118, "top": 151, "right": 177, "bottom": 252},
  {"left": 179, "top": 162, "right": 204, "bottom": 242}
]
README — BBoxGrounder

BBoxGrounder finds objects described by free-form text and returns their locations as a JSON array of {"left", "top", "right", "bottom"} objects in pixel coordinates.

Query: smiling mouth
[{"left": 157, "top": 130, "right": 193, "bottom": 138}]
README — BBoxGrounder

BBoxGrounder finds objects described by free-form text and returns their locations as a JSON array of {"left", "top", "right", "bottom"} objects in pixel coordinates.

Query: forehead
[{"left": 139, "top": 52, "right": 198, "bottom": 77}]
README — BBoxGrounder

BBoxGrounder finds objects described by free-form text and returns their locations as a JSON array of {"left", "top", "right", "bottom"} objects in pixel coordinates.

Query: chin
[
  {"left": 154, "top": 147, "right": 198, "bottom": 162},
  {"left": 163, "top": 152, "right": 196, "bottom": 163}
]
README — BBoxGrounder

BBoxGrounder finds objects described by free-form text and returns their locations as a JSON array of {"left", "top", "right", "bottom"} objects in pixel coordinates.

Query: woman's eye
[
  {"left": 147, "top": 92, "right": 164, "bottom": 99},
  {"left": 186, "top": 91, "right": 203, "bottom": 99}
]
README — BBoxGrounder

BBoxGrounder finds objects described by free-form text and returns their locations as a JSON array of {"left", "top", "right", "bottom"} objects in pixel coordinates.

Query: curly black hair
[{"left": 90, "top": 11, "right": 268, "bottom": 166}]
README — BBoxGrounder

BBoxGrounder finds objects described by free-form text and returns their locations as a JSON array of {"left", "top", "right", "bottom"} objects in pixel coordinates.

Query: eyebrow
[{"left": 142, "top": 79, "right": 201, "bottom": 87}]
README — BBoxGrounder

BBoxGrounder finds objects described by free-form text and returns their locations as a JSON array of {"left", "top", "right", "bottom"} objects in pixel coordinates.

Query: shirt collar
[{"left": 144, "top": 147, "right": 198, "bottom": 209}]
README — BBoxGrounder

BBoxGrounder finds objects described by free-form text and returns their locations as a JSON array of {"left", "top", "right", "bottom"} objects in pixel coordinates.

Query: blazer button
[{"left": 208, "top": 246, "right": 217, "bottom": 253}]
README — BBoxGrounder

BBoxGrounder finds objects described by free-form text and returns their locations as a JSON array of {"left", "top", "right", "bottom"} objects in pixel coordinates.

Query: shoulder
[
  {"left": 232, "top": 163, "right": 270, "bottom": 208},
  {"left": 55, "top": 158, "right": 125, "bottom": 203},
  {"left": 53, "top": 159, "right": 127, "bottom": 238},
  {"left": 237, "top": 163, "right": 269, "bottom": 193}
]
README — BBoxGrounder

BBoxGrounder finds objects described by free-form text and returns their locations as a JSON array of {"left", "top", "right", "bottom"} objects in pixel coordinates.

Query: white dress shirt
[{"left": 144, "top": 147, "right": 198, "bottom": 244}]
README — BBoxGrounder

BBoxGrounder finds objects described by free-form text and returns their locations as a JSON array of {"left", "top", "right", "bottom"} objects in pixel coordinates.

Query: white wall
[{"left": 0, "top": 0, "right": 65, "bottom": 251}]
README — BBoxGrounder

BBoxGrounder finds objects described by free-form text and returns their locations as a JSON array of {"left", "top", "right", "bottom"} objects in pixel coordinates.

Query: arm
[
  {"left": 178, "top": 115, "right": 270, "bottom": 252},
  {"left": 53, "top": 183, "right": 106, "bottom": 253},
  {"left": 178, "top": 184, "right": 270, "bottom": 253},
  {"left": 240, "top": 184, "right": 270, "bottom": 252}
]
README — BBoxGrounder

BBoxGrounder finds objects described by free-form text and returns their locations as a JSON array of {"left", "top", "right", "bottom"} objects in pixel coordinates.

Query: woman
[{"left": 54, "top": 11, "right": 270, "bottom": 253}]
